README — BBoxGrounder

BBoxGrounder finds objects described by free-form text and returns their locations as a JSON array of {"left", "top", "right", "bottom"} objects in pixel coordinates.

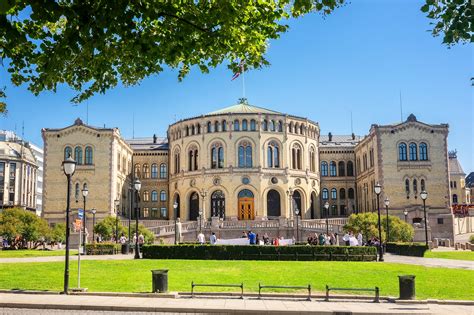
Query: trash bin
[
  {"left": 121, "top": 243, "right": 129, "bottom": 254},
  {"left": 151, "top": 270, "right": 168, "bottom": 293},
  {"left": 398, "top": 275, "right": 416, "bottom": 300}
]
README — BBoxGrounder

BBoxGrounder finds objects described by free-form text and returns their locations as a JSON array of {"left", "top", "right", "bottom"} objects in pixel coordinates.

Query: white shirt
[
  {"left": 349, "top": 236, "right": 359, "bottom": 246},
  {"left": 197, "top": 233, "right": 205, "bottom": 244},
  {"left": 210, "top": 234, "right": 217, "bottom": 245},
  {"left": 357, "top": 233, "right": 363, "bottom": 246}
]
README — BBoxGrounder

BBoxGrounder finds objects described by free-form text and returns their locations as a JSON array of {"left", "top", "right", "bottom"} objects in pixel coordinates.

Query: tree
[
  {"left": 93, "top": 215, "right": 126, "bottom": 241},
  {"left": 0, "top": 207, "right": 51, "bottom": 249},
  {"left": 344, "top": 213, "right": 414, "bottom": 243},
  {"left": 50, "top": 223, "right": 66, "bottom": 244},
  {"left": 130, "top": 223, "right": 155, "bottom": 245}
]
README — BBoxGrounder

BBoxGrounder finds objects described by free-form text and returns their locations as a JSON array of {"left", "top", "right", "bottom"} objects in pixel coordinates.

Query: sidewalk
[
  {"left": 0, "top": 292, "right": 472, "bottom": 314},
  {"left": 0, "top": 254, "right": 133, "bottom": 264},
  {"left": 383, "top": 253, "right": 473, "bottom": 270}
]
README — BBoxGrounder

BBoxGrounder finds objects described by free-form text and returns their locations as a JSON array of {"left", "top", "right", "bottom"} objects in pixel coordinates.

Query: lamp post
[
  {"left": 128, "top": 183, "right": 132, "bottom": 252},
  {"left": 374, "top": 182, "right": 383, "bottom": 262},
  {"left": 199, "top": 209, "right": 203, "bottom": 233},
  {"left": 294, "top": 206, "right": 300, "bottom": 243},
  {"left": 420, "top": 190, "right": 429, "bottom": 247},
  {"left": 91, "top": 209, "right": 96, "bottom": 243},
  {"left": 133, "top": 179, "right": 141, "bottom": 259},
  {"left": 324, "top": 201, "right": 329, "bottom": 235},
  {"left": 81, "top": 186, "right": 88, "bottom": 254},
  {"left": 114, "top": 199, "right": 120, "bottom": 243},
  {"left": 384, "top": 197, "right": 390, "bottom": 242},
  {"left": 62, "top": 156, "right": 76, "bottom": 294},
  {"left": 173, "top": 201, "right": 178, "bottom": 245},
  {"left": 403, "top": 209, "right": 408, "bottom": 223}
]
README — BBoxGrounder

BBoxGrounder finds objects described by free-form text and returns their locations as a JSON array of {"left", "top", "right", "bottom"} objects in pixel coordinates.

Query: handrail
[
  {"left": 191, "top": 281, "right": 244, "bottom": 299},
  {"left": 258, "top": 283, "right": 311, "bottom": 301},
  {"left": 325, "top": 285, "right": 379, "bottom": 303}
]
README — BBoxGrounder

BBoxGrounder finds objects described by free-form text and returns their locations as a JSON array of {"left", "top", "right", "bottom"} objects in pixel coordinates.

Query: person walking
[
  {"left": 357, "top": 232, "right": 363, "bottom": 246},
  {"left": 342, "top": 232, "right": 350, "bottom": 246},
  {"left": 197, "top": 232, "right": 205, "bottom": 244},
  {"left": 318, "top": 233, "right": 326, "bottom": 245},
  {"left": 210, "top": 232, "right": 217, "bottom": 245},
  {"left": 248, "top": 230, "right": 256, "bottom": 245}
]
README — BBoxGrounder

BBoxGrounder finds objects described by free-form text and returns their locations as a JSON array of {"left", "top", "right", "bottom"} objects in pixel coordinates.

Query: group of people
[
  {"left": 307, "top": 232, "right": 340, "bottom": 246},
  {"left": 306, "top": 231, "right": 367, "bottom": 246}
]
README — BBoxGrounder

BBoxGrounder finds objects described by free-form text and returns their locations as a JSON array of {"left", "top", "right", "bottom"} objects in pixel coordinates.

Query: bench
[
  {"left": 258, "top": 283, "right": 311, "bottom": 301},
  {"left": 191, "top": 281, "right": 244, "bottom": 299},
  {"left": 325, "top": 285, "right": 380, "bottom": 303}
]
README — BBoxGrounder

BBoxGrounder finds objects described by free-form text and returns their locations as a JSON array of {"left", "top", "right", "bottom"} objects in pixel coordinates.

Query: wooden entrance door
[{"left": 238, "top": 198, "right": 254, "bottom": 220}]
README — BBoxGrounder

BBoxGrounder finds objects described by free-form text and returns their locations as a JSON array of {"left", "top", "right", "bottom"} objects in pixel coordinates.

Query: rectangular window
[
  {"left": 160, "top": 207, "right": 167, "bottom": 218},
  {"left": 143, "top": 207, "right": 149, "bottom": 218},
  {"left": 437, "top": 218, "right": 444, "bottom": 225},
  {"left": 9, "top": 163, "right": 16, "bottom": 188},
  {"left": 0, "top": 162, "right": 4, "bottom": 188},
  {"left": 151, "top": 207, "right": 159, "bottom": 218}
]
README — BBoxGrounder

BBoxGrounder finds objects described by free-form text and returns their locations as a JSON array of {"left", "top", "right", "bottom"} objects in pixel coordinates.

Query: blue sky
[{"left": 1, "top": 0, "right": 472, "bottom": 172}]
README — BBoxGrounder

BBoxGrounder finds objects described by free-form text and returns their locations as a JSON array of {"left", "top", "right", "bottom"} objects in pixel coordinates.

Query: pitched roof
[
  {"left": 127, "top": 137, "right": 168, "bottom": 151},
  {"left": 207, "top": 99, "right": 281, "bottom": 115},
  {"left": 466, "top": 172, "right": 474, "bottom": 188},
  {"left": 319, "top": 134, "right": 362, "bottom": 147},
  {"left": 449, "top": 155, "right": 465, "bottom": 175}
]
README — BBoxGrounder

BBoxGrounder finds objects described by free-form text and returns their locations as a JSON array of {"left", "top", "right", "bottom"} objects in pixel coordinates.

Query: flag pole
[{"left": 242, "top": 62, "right": 246, "bottom": 98}]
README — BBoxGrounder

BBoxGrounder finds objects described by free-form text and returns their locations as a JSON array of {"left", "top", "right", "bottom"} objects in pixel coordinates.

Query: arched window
[
  {"left": 160, "top": 163, "right": 167, "bottom": 178},
  {"left": 419, "top": 143, "right": 428, "bottom": 161},
  {"left": 322, "top": 188, "right": 329, "bottom": 200},
  {"left": 340, "top": 188, "right": 346, "bottom": 200},
  {"left": 222, "top": 120, "right": 227, "bottom": 131},
  {"left": 188, "top": 147, "right": 199, "bottom": 171},
  {"left": 309, "top": 147, "right": 316, "bottom": 172},
  {"left": 197, "top": 124, "right": 201, "bottom": 134},
  {"left": 331, "top": 188, "right": 337, "bottom": 200},
  {"left": 421, "top": 179, "right": 426, "bottom": 191},
  {"left": 64, "top": 146, "right": 72, "bottom": 159},
  {"left": 348, "top": 188, "right": 355, "bottom": 199},
  {"left": 211, "top": 143, "right": 224, "bottom": 169},
  {"left": 250, "top": 119, "right": 256, "bottom": 131},
  {"left": 329, "top": 161, "right": 337, "bottom": 176},
  {"left": 399, "top": 143, "right": 407, "bottom": 161},
  {"left": 321, "top": 161, "right": 328, "bottom": 176},
  {"left": 191, "top": 125, "right": 195, "bottom": 135},
  {"left": 413, "top": 179, "right": 418, "bottom": 194},
  {"left": 291, "top": 144, "right": 302, "bottom": 169},
  {"left": 214, "top": 121, "right": 220, "bottom": 132},
  {"left": 452, "top": 194, "right": 458, "bottom": 204},
  {"left": 185, "top": 126, "right": 189, "bottom": 136},
  {"left": 174, "top": 150, "right": 180, "bottom": 174},
  {"left": 143, "top": 163, "right": 150, "bottom": 179},
  {"left": 409, "top": 142, "right": 417, "bottom": 161},
  {"left": 242, "top": 119, "right": 248, "bottom": 131},
  {"left": 151, "top": 190, "right": 158, "bottom": 202},
  {"left": 405, "top": 179, "right": 410, "bottom": 196},
  {"left": 299, "top": 125, "right": 304, "bottom": 135},
  {"left": 269, "top": 120, "right": 275, "bottom": 131},
  {"left": 143, "top": 190, "right": 150, "bottom": 202},
  {"left": 134, "top": 164, "right": 141, "bottom": 178},
  {"left": 85, "top": 146, "right": 93, "bottom": 165},
  {"left": 278, "top": 121, "right": 283, "bottom": 132},
  {"left": 207, "top": 121, "right": 212, "bottom": 133},
  {"left": 234, "top": 119, "right": 240, "bottom": 131},
  {"left": 338, "top": 161, "right": 345, "bottom": 176},
  {"left": 160, "top": 190, "right": 166, "bottom": 202},
  {"left": 75, "top": 183, "right": 80, "bottom": 201},
  {"left": 262, "top": 120, "right": 268, "bottom": 131},
  {"left": 289, "top": 122, "right": 293, "bottom": 133},
  {"left": 74, "top": 146, "right": 83, "bottom": 165},
  {"left": 151, "top": 164, "right": 158, "bottom": 178},
  {"left": 238, "top": 141, "right": 252, "bottom": 168},
  {"left": 347, "top": 161, "right": 354, "bottom": 176},
  {"left": 267, "top": 141, "right": 280, "bottom": 168}
]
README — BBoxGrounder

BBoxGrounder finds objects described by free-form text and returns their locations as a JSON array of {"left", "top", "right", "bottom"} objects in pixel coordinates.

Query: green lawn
[
  {"left": 0, "top": 249, "right": 77, "bottom": 258},
  {"left": 0, "top": 259, "right": 472, "bottom": 300},
  {"left": 424, "top": 250, "right": 474, "bottom": 261}
]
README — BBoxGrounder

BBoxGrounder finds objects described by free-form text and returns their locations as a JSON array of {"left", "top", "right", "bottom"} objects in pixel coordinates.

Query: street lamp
[
  {"left": 403, "top": 209, "right": 408, "bottom": 223},
  {"left": 294, "top": 206, "right": 300, "bottom": 243},
  {"left": 173, "top": 201, "right": 178, "bottom": 245},
  {"left": 62, "top": 156, "right": 76, "bottom": 294},
  {"left": 384, "top": 197, "right": 390, "bottom": 242},
  {"left": 81, "top": 186, "right": 88, "bottom": 254},
  {"left": 420, "top": 190, "right": 429, "bottom": 247},
  {"left": 324, "top": 201, "right": 329, "bottom": 235},
  {"left": 91, "top": 209, "right": 97, "bottom": 243},
  {"left": 199, "top": 209, "right": 203, "bottom": 233},
  {"left": 374, "top": 182, "right": 383, "bottom": 262},
  {"left": 133, "top": 179, "right": 141, "bottom": 259},
  {"left": 114, "top": 199, "right": 120, "bottom": 243}
]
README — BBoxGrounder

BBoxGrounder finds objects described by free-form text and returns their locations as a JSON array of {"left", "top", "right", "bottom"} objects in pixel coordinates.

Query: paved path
[
  {"left": 0, "top": 293, "right": 472, "bottom": 315},
  {"left": 0, "top": 254, "right": 134, "bottom": 264},
  {"left": 383, "top": 253, "right": 473, "bottom": 270}
]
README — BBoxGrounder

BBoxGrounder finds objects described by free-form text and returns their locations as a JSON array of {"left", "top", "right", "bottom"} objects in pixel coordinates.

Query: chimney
[
  {"left": 328, "top": 132, "right": 332, "bottom": 142},
  {"left": 351, "top": 133, "right": 355, "bottom": 140},
  {"left": 153, "top": 134, "right": 157, "bottom": 144}
]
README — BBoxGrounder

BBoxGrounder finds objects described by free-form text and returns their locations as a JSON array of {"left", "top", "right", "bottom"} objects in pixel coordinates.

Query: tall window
[
  {"left": 419, "top": 143, "right": 428, "bottom": 161},
  {"left": 250, "top": 119, "right": 256, "bottom": 131},
  {"left": 348, "top": 188, "right": 355, "bottom": 199},
  {"left": 64, "top": 146, "right": 72, "bottom": 159},
  {"left": 369, "top": 149, "right": 374, "bottom": 167},
  {"left": 347, "top": 161, "right": 354, "bottom": 176},
  {"left": 151, "top": 190, "right": 158, "bottom": 202},
  {"left": 399, "top": 143, "right": 407, "bottom": 161},
  {"left": 421, "top": 179, "right": 426, "bottom": 191},
  {"left": 269, "top": 120, "right": 275, "bottom": 131},
  {"left": 329, "top": 161, "right": 337, "bottom": 176},
  {"left": 74, "top": 146, "right": 83, "bottom": 165},
  {"left": 143, "top": 190, "right": 150, "bottom": 202},
  {"left": 242, "top": 119, "right": 248, "bottom": 131},
  {"left": 134, "top": 164, "right": 141, "bottom": 178},
  {"left": 291, "top": 144, "right": 302, "bottom": 170},
  {"left": 143, "top": 164, "right": 150, "bottom": 179},
  {"left": 413, "top": 179, "right": 418, "bottom": 195},
  {"left": 174, "top": 150, "right": 180, "bottom": 174},
  {"left": 452, "top": 194, "right": 458, "bottom": 204},
  {"left": 262, "top": 120, "right": 268, "bottom": 131},
  {"left": 234, "top": 119, "right": 240, "bottom": 131},
  {"left": 207, "top": 121, "right": 212, "bottom": 133},
  {"left": 238, "top": 141, "right": 252, "bottom": 168},
  {"left": 267, "top": 141, "right": 280, "bottom": 168},
  {"left": 331, "top": 188, "right": 337, "bottom": 200},
  {"left": 160, "top": 190, "right": 166, "bottom": 202},
  {"left": 405, "top": 179, "right": 410, "bottom": 196},
  {"left": 214, "top": 121, "right": 220, "bottom": 132},
  {"left": 309, "top": 147, "right": 316, "bottom": 172},
  {"left": 322, "top": 188, "right": 329, "bottom": 200},
  {"left": 409, "top": 142, "right": 417, "bottom": 161},
  {"left": 85, "top": 146, "right": 93, "bottom": 165},
  {"left": 188, "top": 147, "right": 198, "bottom": 171},
  {"left": 151, "top": 164, "right": 158, "bottom": 178},
  {"left": 338, "top": 161, "right": 345, "bottom": 176},
  {"left": 321, "top": 161, "right": 328, "bottom": 176},
  {"left": 278, "top": 121, "right": 283, "bottom": 132},
  {"left": 288, "top": 122, "right": 293, "bottom": 133},
  {"left": 222, "top": 120, "right": 227, "bottom": 131},
  {"left": 160, "top": 163, "right": 167, "bottom": 178},
  {"left": 340, "top": 188, "right": 346, "bottom": 200},
  {"left": 75, "top": 183, "right": 80, "bottom": 201},
  {"left": 211, "top": 143, "right": 224, "bottom": 169}
]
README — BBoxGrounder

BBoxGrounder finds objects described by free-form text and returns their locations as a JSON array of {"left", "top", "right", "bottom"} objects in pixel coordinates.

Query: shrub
[
  {"left": 93, "top": 216, "right": 126, "bottom": 241},
  {"left": 141, "top": 245, "right": 377, "bottom": 261},
  {"left": 344, "top": 213, "right": 414, "bottom": 242},
  {"left": 85, "top": 242, "right": 121, "bottom": 255},
  {"left": 469, "top": 235, "right": 474, "bottom": 244},
  {"left": 130, "top": 223, "right": 155, "bottom": 244},
  {"left": 386, "top": 242, "right": 428, "bottom": 257},
  {"left": 50, "top": 223, "right": 66, "bottom": 244}
]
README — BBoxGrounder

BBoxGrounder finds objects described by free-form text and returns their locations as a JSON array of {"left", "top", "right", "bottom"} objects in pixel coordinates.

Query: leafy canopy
[{"left": 0, "top": 207, "right": 50, "bottom": 248}]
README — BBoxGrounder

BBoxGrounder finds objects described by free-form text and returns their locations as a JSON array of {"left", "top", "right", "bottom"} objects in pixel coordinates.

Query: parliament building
[{"left": 42, "top": 99, "right": 461, "bottom": 241}]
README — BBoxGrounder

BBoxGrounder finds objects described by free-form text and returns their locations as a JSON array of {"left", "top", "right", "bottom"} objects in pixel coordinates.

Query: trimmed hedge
[
  {"left": 386, "top": 242, "right": 428, "bottom": 257},
  {"left": 85, "top": 243, "right": 121, "bottom": 255},
  {"left": 142, "top": 245, "right": 377, "bottom": 261}
]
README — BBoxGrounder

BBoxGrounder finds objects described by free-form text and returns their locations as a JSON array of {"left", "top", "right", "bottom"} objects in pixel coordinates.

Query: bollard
[
  {"left": 151, "top": 270, "right": 168, "bottom": 293},
  {"left": 398, "top": 275, "right": 415, "bottom": 300}
]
